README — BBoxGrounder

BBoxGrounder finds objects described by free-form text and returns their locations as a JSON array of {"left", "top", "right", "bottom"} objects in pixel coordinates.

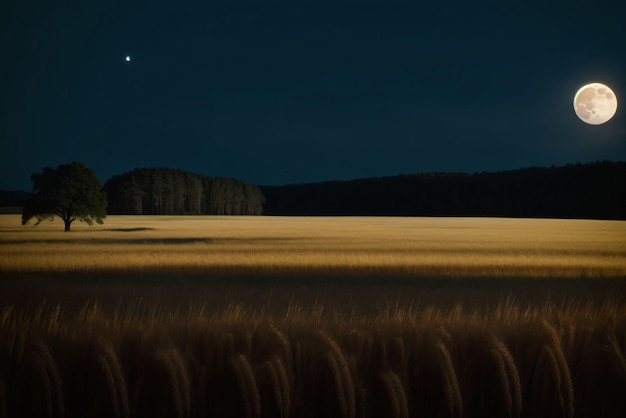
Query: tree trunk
[{"left": 64, "top": 219, "right": 72, "bottom": 232}]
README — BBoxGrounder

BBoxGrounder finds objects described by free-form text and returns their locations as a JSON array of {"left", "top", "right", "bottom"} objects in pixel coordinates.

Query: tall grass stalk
[{"left": 2, "top": 301, "right": 621, "bottom": 417}]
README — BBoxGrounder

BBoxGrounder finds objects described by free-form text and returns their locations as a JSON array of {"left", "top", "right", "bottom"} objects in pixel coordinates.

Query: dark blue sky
[{"left": 2, "top": 1, "right": 625, "bottom": 190}]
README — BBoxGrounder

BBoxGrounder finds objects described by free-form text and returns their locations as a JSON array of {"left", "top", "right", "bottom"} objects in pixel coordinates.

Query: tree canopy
[
  {"left": 104, "top": 168, "right": 264, "bottom": 215},
  {"left": 22, "top": 162, "right": 107, "bottom": 231}
]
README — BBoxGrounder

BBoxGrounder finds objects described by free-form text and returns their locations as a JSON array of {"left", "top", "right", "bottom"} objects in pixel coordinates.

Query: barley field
[{"left": 1, "top": 215, "right": 625, "bottom": 417}]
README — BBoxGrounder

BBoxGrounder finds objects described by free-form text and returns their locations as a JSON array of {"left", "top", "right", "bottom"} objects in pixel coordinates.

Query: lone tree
[{"left": 22, "top": 162, "right": 107, "bottom": 232}]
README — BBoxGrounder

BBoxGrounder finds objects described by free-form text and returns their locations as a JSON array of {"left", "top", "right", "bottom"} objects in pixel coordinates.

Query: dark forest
[
  {"left": 2, "top": 161, "right": 624, "bottom": 219},
  {"left": 104, "top": 168, "right": 265, "bottom": 215},
  {"left": 261, "top": 161, "right": 626, "bottom": 220}
]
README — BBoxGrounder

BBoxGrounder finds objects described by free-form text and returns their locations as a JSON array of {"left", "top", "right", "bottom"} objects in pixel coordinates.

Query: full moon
[{"left": 573, "top": 82, "right": 618, "bottom": 125}]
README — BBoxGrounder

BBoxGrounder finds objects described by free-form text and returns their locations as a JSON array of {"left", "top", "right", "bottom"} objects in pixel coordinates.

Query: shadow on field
[
  {"left": 0, "top": 236, "right": 302, "bottom": 245},
  {"left": 1, "top": 268, "right": 625, "bottom": 316}
]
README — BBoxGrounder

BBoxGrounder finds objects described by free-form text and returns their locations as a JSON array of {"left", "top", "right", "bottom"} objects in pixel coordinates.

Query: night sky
[{"left": 2, "top": 1, "right": 625, "bottom": 191}]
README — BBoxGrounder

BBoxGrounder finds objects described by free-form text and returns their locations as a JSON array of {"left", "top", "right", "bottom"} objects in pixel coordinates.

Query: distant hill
[{"left": 260, "top": 161, "right": 626, "bottom": 220}]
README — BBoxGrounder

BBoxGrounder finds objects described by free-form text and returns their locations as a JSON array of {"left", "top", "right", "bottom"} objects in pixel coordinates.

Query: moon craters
[{"left": 573, "top": 82, "right": 618, "bottom": 125}]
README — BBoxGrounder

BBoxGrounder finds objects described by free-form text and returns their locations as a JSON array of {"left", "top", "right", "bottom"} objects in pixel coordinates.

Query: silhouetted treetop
[{"left": 22, "top": 162, "right": 107, "bottom": 231}]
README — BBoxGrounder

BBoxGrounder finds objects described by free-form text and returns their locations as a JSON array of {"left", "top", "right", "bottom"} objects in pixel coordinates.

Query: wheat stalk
[
  {"left": 490, "top": 337, "right": 522, "bottom": 418},
  {"left": 95, "top": 340, "right": 130, "bottom": 418},
  {"left": 433, "top": 338, "right": 463, "bottom": 418},
  {"left": 529, "top": 344, "right": 561, "bottom": 418},
  {"left": 152, "top": 349, "right": 184, "bottom": 418},
  {"left": 272, "top": 358, "right": 291, "bottom": 418},
  {"left": 326, "top": 352, "right": 352, "bottom": 418},
  {"left": 230, "top": 354, "right": 261, "bottom": 418},
  {"left": 252, "top": 323, "right": 292, "bottom": 369},
  {"left": 28, "top": 341, "right": 64, "bottom": 418},
  {"left": 381, "top": 370, "right": 409, "bottom": 418},
  {"left": 256, "top": 361, "right": 280, "bottom": 418},
  {"left": 164, "top": 348, "right": 191, "bottom": 418},
  {"left": 321, "top": 333, "right": 356, "bottom": 418},
  {"left": 541, "top": 320, "right": 574, "bottom": 418},
  {"left": 608, "top": 334, "right": 626, "bottom": 377}
]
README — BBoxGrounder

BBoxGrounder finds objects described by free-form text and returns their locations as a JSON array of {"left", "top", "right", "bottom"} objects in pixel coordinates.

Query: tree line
[
  {"left": 8, "top": 161, "right": 626, "bottom": 227},
  {"left": 104, "top": 168, "right": 265, "bottom": 215},
  {"left": 261, "top": 161, "right": 626, "bottom": 220}
]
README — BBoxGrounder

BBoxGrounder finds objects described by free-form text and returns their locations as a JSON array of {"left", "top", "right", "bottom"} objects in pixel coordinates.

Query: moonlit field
[
  {"left": 1, "top": 215, "right": 625, "bottom": 417},
  {"left": 4, "top": 215, "right": 626, "bottom": 278}
]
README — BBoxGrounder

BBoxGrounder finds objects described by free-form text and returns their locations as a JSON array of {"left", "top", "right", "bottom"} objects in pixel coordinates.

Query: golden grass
[
  {"left": 1, "top": 214, "right": 625, "bottom": 416},
  {"left": 2, "top": 215, "right": 625, "bottom": 278}
]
